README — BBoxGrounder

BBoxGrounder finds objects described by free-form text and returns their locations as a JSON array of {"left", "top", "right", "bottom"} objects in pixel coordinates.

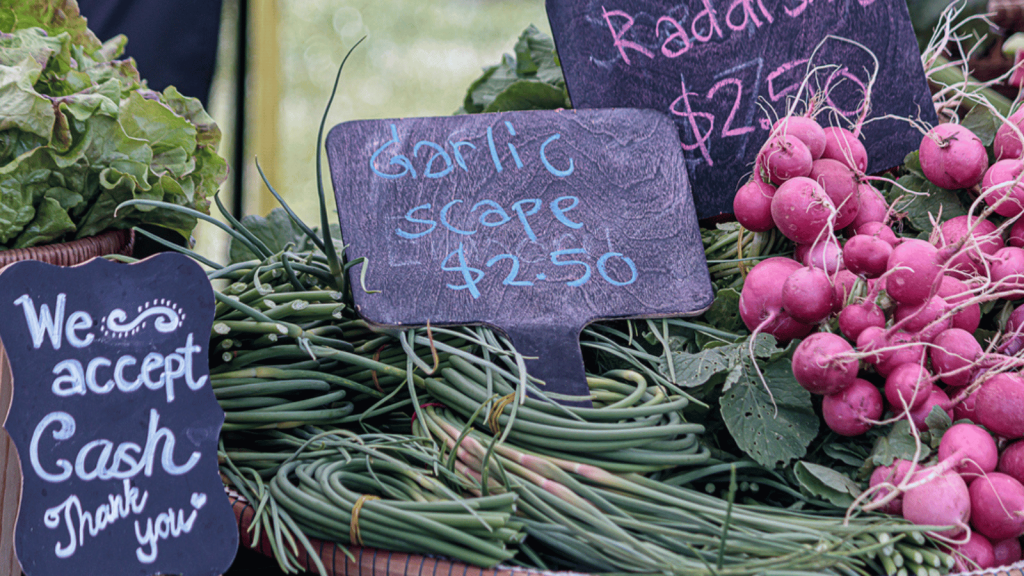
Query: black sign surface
[
  {"left": 546, "top": 0, "right": 937, "bottom": 219},
  {"left": 0, "top": 254, "right": 237, "bottom": 576},
  {"left": 327, "top": 108, "right": 713, "bottom": 403}
]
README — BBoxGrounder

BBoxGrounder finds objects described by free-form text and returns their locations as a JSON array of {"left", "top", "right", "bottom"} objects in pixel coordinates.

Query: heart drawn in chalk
[{"left": 191, "top": 492, "right": 207, "bottom": 510}]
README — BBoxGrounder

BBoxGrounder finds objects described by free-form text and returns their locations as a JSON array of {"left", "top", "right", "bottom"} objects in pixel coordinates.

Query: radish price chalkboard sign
[
  {"left": 326, "top": 108, "right": 713, "bottom": 405},
  {"left": 546, "top": 0, "right": 937, "bottom": 219},
  {"left": 0, "top": 254, "right": 237, "bottom": 576}
]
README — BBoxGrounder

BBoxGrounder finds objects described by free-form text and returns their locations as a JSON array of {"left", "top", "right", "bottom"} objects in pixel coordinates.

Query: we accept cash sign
[{"left": 0, "top": 254, "right": 236, "bottom": 576}]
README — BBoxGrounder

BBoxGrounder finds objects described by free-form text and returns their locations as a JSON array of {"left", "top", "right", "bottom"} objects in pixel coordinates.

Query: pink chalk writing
[
  {"left": 669, "top": 79, "right": 715, "bottom": 165},
  {"left": 708, "top": 78, "right": 755, "bottom": 139},
  {"left": 656, "top": 16, "right": 692, "bottom": 58},
  {"left": 725, "top": 0, "right": 773, "bottom": 32},
  {"left": 602, "top": 8, "right": 653, "bottom": 65},
  {"left": 766, "top": 59, "right": 809, "bottom": 102}
]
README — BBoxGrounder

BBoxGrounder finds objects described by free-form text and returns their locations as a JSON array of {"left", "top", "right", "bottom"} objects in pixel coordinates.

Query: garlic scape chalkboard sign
[
  {"left": 0, "top": 254, "right": 237, "bottom": 576},
  {"left": 546, "top": 0, "right": 938, "bottom": 219},
  {"left": 326, "top": 108, "right": 713, "bottom": 405}
]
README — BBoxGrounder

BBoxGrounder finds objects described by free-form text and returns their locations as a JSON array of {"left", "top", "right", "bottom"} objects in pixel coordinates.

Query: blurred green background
[
  {"left": 198, "top": 0, "right": 551, "bottom": 261},
  {"left": 179, "top": 0, "right": 999, "bottom": 262}
]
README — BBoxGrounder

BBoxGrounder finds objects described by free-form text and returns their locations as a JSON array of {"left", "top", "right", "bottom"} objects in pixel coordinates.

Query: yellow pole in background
[{"left": 248, "top": 0, "right": 280, "bottom": 217}]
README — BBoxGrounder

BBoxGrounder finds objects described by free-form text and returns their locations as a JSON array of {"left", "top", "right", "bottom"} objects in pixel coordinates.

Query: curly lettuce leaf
[
  {"left": 0, "top": 0, "right": 100, "bottom": 51},
  {"left": 458, "top": 25, "right": 568, "bottom": 114},
  {"left": 0, "top": 1, "right": 225, "bottom": 250},
  {"left": 12, "top": 194, "right": 74, "bottom": 247},
  {"left": 0, "top": 57, "right": 54, "bottom": 140}
]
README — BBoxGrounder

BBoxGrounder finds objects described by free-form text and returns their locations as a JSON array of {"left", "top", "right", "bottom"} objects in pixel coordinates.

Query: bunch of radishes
[
  {"left": 865, "top": 423, "right": 1024, "bottom": 571},
  {"left": 734, "top": 109, "right": 1024, "bottom": 569}
]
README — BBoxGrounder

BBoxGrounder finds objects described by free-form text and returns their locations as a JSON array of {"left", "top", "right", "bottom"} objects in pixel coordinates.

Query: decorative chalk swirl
[{"left": 106, "top": 305, "right": 181, "bottom": 335}]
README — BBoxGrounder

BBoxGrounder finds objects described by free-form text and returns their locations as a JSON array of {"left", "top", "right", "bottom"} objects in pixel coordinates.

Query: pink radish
[
  {"left": 893, "top": 296, "right": 952, "bottom": 343},
  {"left": 999, "top": 440, "right": 1024, "bottom": 486},
  {"left": 953, "top": 385, "right": 982, "bottom": 424},
  {"left": 919, "top": 123, "right": 988, "bottom": 190},
  {"left": 992, "top": 537, "right": 1022, "bottom": 566},
  {"left": 844, "top": 233, "right": 892, "bottom": 278},
  {"left": 771, "top": 176, "right": 835, "bottom": 244},
  {"left": 885, "top": 363, "right": 933, "bottom": 412},
  {"left": 845, "top": 183, "right": 888, "bottom": 233},
  {"left": 869, "top": 459, "right": 914, "bottom": 515},
  {"left": 990, "top": 246, "right": 1024, "bottom": 299},
  {"left": 809, "top": 158, "right": 860, "bottom": 229},
  {"left": 738, "top": 257, "right": 814, "bottom": 342},
  {"left": 969, "top": 472, "right": 1024, "bottom": 540},
  {"left": 938, "top": 423, "right": 998, "bottom": 479},
  {"left": 1008, "top": 304, "right": 1024, "bottom": 335},
  {"left": 885, "top": 239, "right": 942, "bottom": 306},
  {"left": 856, "top": 221, "right": 899, "bottom": 246},
  {"left": 803, "top": 236, "right": 843, "bottom": 274},
  {"left": 947, "top": 532, "right": 996, "bottom": 571},
  {"left": 773, "top": 116, "right": 826, "bottom": 159},
  {"left": 937, "top": 215, "right": 1004, "bottom": 279},
  {"left": 759, "top": 135, "right": 813, "bottom": 185},
  {"left": 821, "top": 126, "right": 868, "bottom": 172},
  {"left": 937, "top": 275, "right": 981, "bottom": 333},
  {"left": 821, "top": 378, "right": 883, "bottom": 436},
  {"left": 903, "top": 467, "right": 971, "bottom": 536},
  {"left": 791, "top": 332, "right": 858, "bottom": 395},
  {"left": 1003, "top": 305, "right": 1024, "bottom": 356},
  {"left": 976, "top": 373, "right": 1024, "bottom": 439},
  {"left": 909, "top": 387, "right": 952, "bottom": 430},
  {"left": 781, "top": 267, "right": 833, "bottom": 324},
  {"left": 838, "top": 301, "right": 885, "bottom": 341},
  {"left": 857, "top": 325, "right": 887, "bottom": 365},
  {"left": 831, "top": 269, "right": 858, "bottom": 312},
  {"left": 982, "top": 159, "right": 1024, "bottom": 217},
  {"left": 930, "top": 328, "right": 983, "bottom": 387},
  {"left": 994, "top": 108, "right": 1024, "bottom": 161},
  {"left": 875, "top": 332, "right": 926, "bottom": 378},
  {"left": 1010, "top": 218, "right": 1024, "bottom": 248},
  {"left": 733, "top": 180, "right": 777, "bottom": 232}
]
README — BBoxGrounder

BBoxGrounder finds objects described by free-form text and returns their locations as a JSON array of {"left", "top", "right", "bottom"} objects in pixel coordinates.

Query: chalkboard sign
[
  {"left": 546, "top": 0, "right": 938, "bottom": 219},
  {"left": 326, "top": 108, "right": 713, "bottom": 404},
  {"left": 0, "top": 254, "right": 237, "bottom": 576}
]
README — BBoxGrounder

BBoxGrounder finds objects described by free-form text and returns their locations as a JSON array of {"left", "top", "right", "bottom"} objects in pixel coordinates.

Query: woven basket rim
[{"left": 0, "top": 229, "right": 134, "bottom": 269}]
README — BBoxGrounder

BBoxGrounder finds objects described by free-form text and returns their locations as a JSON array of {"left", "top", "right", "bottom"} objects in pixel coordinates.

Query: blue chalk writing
[
  {"left": 550, "top": 196, "right": 583, "bottom": 229},
  {"left": 371, "top": 124, "right": 417, "bottom": 179},
  {"left": 441, "top": 243, "right": 484, "bottom": 299},
  {"left": 540, "top": 134, "right": 574, "bottom": 177},
  {"left": 440, "top": 200, "right": 476, "bottom": 236},
  {"left": 414, "top": 141, "right": 454, "bottom": 178},
  {"left": 597, "top": 253, "right": 638, "bottom": 286},
  {"left": 551, "top": 249, "right": 592, "bottom": 287},
  {"left": 395, "top": 204, "right": 436, "bottom": 239}
]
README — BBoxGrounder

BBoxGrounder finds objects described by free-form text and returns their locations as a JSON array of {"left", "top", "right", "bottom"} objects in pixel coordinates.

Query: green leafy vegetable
[
  {"left": 0, "top": 1, "right": 226, "bottom": 249},
  {"left": 888, "top": 174, "right": 967, "bottom": 232},
  {"left": 924, "top": 406, "right": 952, "bottom": 437},
  {"left": 659, "top": 333, "right": 782, "bottom": 389},
  {"left": 869, "top": 420, "right": 929, "bottom": 467},
  {"left": 704, "top": 288, "right": 744, "bottom": 334},
  {"left": 961, "top": 104, "right": 1000, "bottom": 147},
  {"left": 719, "top": 357, "right": 819, "bottom": 469},
  {"left": 229, "top": 208, "right": 307, "bottom": 264},
  {"left": 457, "top": 25, "right": 569, "bottom": 114},
  {"left": 794, "top": 461, "right": 863, "bottom": 507}
]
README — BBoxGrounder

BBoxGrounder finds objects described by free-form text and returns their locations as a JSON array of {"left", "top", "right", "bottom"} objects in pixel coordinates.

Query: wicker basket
[
  {"left": 229, "top": 492, "right": 573, "bottom": 576},
  {"left": 0, "top": 229, "right": 134, "bottom": 576},
  {"left": 230, "top": 489, "right": 1024, "bottom": 576}
]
